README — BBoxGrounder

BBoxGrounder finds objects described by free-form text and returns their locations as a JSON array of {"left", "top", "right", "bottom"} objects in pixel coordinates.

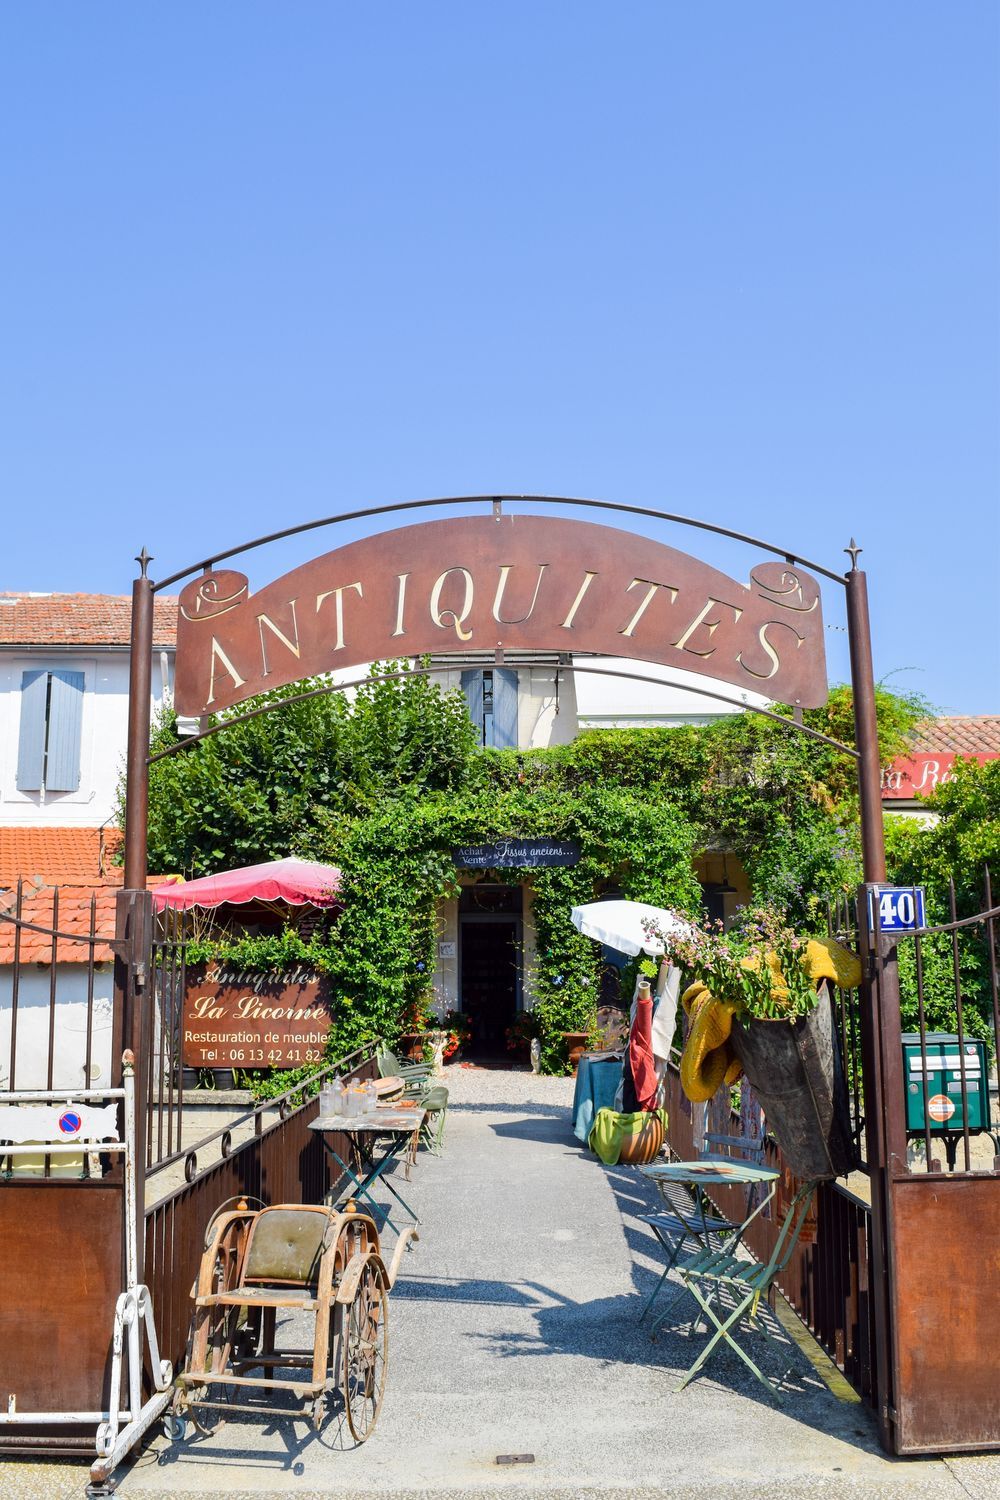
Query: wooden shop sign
[
  {"left": 174, "top": 514, "right": 828, "bottom": 717},
  {"left": 182, "top": 966, "right": 334, "bottom": 1068}
]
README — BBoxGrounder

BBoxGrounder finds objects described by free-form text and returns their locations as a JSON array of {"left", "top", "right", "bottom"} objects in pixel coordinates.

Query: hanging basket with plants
[{"left": 664, "top": 908, "right": 862, "bottom": 1181}]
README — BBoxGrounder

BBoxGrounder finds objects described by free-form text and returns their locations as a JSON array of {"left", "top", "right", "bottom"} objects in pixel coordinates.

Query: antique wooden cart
[{"left": 171, "top": 1198, "right": 415, "bottom": 1443}]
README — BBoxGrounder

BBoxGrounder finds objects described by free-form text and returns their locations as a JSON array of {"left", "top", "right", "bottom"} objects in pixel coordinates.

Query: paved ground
[{"left": 5, "top": 1065, "right": 998, "bottom": 1499}]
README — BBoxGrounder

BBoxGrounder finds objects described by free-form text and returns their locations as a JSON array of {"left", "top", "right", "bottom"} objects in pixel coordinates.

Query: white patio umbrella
[
  {"left": 569, "top": 899, "right": 690, "bottom": 957},
  {"left": 570, "top": 899, "right": 691, "bottom": 1084}
]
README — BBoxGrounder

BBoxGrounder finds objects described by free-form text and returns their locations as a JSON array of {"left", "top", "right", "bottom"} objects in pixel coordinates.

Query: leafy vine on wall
[{"left": 132, "top": 666, "right": 933, "bottom": 1082}]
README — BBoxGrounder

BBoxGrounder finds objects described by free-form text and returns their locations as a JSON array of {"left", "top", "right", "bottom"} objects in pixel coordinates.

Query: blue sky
[{"left": 1, "top": 4, "right": 997, "bottom": 712}]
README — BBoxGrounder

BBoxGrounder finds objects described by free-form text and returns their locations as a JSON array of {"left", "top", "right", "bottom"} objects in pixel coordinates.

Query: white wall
[
  {"left": 572, "top": 657, "right": 770, "bottom": 727},
  {"left": 0, "top": 648, "right": 172, "bottom": 827},
  {"left": 0, "top": 965, "right": 115, "bottom": 1089}
]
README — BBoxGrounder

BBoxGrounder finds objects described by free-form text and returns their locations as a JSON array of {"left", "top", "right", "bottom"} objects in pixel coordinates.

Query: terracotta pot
[
  {"left": 617, "top": 1113, "right": 665, "bottom": 1166},
  {"left": 399, "top": 1032, "right": 425, "bottom": 1062},
  {"left": 561, "top": 1031, "right": 590, "bottom": 1074}
]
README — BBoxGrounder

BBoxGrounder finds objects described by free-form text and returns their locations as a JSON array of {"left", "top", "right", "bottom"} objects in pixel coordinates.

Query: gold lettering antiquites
[
  {"left": 493, "top": 564, "right": 548, "bottom": 625},
  {"left": 560, "top": 571, "right": 598, "bottom": 629},
  {"left": 430, "top": 567, "right": 474, "bottom": 642},
  {"left": 392, "top": 573, "right": 410, "bottom": 638},
  {"left": 205, "top": 638, "right": 247, "bottom": 706},
  {"left": 671, "top": 597, "right": 742, "bottom": 659},
  {"left": 619, "top": 578, "right": 678, "bottom": 638},
  {"left": 257, "top": 599, "right": 301, "bottom": 676},
  {"left": 315, "top": 582, "right": 364, "bottom": 651}
]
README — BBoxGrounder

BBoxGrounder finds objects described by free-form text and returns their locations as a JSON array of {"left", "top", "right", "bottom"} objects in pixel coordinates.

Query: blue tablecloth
[{"left": 572, "top": 1055, "right": 623, "bottom": 1144}]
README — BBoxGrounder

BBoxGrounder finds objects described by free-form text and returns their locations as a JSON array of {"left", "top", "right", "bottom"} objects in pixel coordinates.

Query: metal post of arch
[{"left": 122, "top": 494, "right": 900, "bottom": 1447}]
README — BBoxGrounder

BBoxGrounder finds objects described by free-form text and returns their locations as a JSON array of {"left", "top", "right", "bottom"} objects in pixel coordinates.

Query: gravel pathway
[{"left": 8, "top": 1064, "right": 997, "bottom": 1498}]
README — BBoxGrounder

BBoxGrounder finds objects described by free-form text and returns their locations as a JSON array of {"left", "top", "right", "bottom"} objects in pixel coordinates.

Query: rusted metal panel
[
  {"left": 0, "top": 1182, "right": 123, "bottom": 1412},
  {"left": 173, "top": 515, "right": 828, "bottom": 716},
  {"left": 890, "top": 1174, "right": 1000, "bottom": 1453}
]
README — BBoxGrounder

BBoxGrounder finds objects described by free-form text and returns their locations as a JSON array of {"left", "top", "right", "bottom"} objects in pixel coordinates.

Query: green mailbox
[{"left": 902, "top": 1031, "right": 989, "bottom": 1134}]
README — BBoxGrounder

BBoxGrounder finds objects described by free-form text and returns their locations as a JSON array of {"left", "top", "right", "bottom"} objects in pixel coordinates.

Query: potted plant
[
  {"left": 560, "top": 1029, "right": 591, "bottom": 1074},
  {"left": 505, "top": 1010, "right": 541, "bottom": 1062},
  {"left": 398, "top": 996, "right": 432, "bottom": 1061},
  {"left": 667, "top": 908, "right": 860, "bottom": 1180},
  {"left": 440, "top": 1010, "right": 471, "bottom": 1062}
]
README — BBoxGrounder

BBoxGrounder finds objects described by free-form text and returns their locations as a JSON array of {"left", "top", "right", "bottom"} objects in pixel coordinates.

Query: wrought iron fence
[
  {"left": 878, "top": 870, "right": 999, "bottom": 1177},
  {"left": 0, "top": 880, "right": 122, "bottom": 1180}
]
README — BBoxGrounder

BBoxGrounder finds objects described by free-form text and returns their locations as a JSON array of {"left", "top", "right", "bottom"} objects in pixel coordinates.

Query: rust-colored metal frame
[{"left": 121, "top": 494, "right": 906, "bottom": 1446}]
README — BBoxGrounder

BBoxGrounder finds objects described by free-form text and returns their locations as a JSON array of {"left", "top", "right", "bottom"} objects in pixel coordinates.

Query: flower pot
[
  {"left": 728, "top": 988, "right": 857, "bottom": 1181},
  {"left": 399, "top": 1032, "right": 425, "bottom": 1062},
  {"left": 561, "top": 1031, "right": 589, "bottom": 1074},
  {"left": 617, "top": 1112, "right": 665, "bottom": 1166}
]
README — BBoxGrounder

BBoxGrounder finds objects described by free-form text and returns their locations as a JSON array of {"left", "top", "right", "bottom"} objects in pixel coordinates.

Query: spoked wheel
[{"left": 342, "top": 1259, "right": 389, "bottom": 1442}]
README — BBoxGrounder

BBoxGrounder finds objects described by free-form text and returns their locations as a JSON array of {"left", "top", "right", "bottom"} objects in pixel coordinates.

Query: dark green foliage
[
  {"left": 885, "top": 757, "right": 1000, "bottom": 1048},
  {"left": 132, "top": 663, "right": 478, "bottom": 877},
  {"left": 134, "top": 666, "right": 930, "bottom": 1079}
]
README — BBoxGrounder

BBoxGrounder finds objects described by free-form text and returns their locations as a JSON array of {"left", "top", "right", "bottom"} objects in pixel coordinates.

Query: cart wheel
[
  {"left": 342, "top": 1259, "right": 389, "bottom": 1442},
  {"left": 189, "top": 1392, "right": 227, "bottom": 1438},
  {"left": 162, "top": 1410, "right": 187, "bottom": 1442}
]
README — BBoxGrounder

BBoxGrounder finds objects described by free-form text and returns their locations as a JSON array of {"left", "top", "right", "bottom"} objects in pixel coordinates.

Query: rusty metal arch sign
[{"left": 173, "top": 514, "right": 827, "bottom": 717}]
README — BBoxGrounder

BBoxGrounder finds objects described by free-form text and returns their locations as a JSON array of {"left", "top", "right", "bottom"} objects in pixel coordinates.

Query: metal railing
[
  {"left": 144, "top": 1042, "right": 378, "bottom": 1372},
  {"left": 879, "top": 871, "right": 999, "bottom": 1177}
]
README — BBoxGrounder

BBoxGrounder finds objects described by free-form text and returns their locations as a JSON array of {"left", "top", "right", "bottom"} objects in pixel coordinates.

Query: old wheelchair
[{"left": 170, "top": 1197, "right": 416, "bottom": 1443}]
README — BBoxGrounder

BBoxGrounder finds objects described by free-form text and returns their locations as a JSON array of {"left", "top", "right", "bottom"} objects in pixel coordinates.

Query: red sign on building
[{"left": 881, "top": 752, "right": 999, "bottom": 800}]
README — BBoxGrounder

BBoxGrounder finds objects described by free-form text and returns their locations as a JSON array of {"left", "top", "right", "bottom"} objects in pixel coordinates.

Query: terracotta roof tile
[
  {"left": 0, "top": 593, "right": 176, "bottom": 647},
  {"left": 909, "top": 717, "right": 1000, "bottom": 755},
  {"left": 0, "top": 884, "right": 118, "bottom": 963},
  {"left": 0, "top": 827, "right": 123, "bottom": 888}
]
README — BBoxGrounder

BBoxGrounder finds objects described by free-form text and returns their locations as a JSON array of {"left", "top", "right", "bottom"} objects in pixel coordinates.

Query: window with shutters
[
  {"left": 460, "top": 667, "right": 519, "bottom": 749},
  {"left": 16, "top": 669, "right": 85, "bottom": 793}
]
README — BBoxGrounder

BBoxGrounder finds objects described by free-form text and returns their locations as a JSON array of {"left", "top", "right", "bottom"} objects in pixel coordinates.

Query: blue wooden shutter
[
  {"left": 16, "top": 670, "right": 48, "bottom": 790},
  {"left": 493, "top": 667, "right": 519, "bottom": 750},
  {"left": 461, "top": 669, "right": 484, "bottom": 744},
  {"left": 44, "top": 670, "right": 85, "bottom": 791}
]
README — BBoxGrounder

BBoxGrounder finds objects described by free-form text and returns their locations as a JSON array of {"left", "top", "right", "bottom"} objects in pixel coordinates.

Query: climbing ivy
[{"left": 135, "top": 666, "right": 929, "bottom": 1079}]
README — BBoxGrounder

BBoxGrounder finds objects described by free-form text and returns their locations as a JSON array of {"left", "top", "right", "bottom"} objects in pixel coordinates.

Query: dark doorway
[{"left": 458, "top": 885, "right": 522, "bottom": 1056}]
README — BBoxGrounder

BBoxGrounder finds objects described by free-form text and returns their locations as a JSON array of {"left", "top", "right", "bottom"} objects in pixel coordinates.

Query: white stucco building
[{"left": 0, "top": 594, "right": 177, "bottom": 1093}]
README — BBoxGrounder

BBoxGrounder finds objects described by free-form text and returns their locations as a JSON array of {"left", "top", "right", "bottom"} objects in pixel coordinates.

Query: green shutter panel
[
  {"left": 493, "top": 667, "right": 519, "bottom": 750},
  {"left": 16, "top": 671, "right": 48, "bottom": 791},
  {"left": 461, "top": 670, "right": 484, "bottom": 744},
  {"left": 44, "top": 670, "right": 85, "bottom": 792}
]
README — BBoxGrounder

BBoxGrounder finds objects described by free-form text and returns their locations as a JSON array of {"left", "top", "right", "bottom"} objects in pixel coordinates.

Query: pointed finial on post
[
  {"left": 136, "top": 547, "right": 153, "bottom": 578},
  {"left": 845, "top": 538, "right": 862, "bottom": 572}
]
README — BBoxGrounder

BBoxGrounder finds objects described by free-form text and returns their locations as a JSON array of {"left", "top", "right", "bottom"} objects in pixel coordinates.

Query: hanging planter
[
  {"left": 728, "top": 988, "right": 857, "bottom": 1180},
  {"left": 654, "top": 906, "right": 863, "bottom": 1182}
]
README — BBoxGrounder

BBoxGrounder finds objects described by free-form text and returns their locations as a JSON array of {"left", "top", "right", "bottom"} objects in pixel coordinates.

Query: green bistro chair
[
  {"left": 418, "top": 1084, "right": 449, "bottom": 1155},
  {"left": 377, "top": 1044, "right": 433, "bottom": 1094},
  {"left": 668, "top": 1179, "right": 818, "bottom": 1401}
]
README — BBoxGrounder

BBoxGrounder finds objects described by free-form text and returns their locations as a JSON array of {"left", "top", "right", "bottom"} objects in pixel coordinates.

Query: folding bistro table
[
  {"left": 637, "top": 1158, "right": 779, "bottom": 1332},
  {"left": 309, "top": 1102, "right": 425, "bottom": 1234}
]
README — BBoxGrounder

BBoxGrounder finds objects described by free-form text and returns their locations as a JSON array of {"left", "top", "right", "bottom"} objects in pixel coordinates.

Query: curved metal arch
[
  {"left": 147, "top": 659, "right": 859, "bottom": 766},
  {"left": 151, "top": 493, "right": 849, "bottom": 592}
]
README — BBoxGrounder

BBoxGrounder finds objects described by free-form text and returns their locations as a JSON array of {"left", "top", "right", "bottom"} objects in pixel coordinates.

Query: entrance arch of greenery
[{"left": 126, "top": 494, "right": 892, "bottom": 1077}]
